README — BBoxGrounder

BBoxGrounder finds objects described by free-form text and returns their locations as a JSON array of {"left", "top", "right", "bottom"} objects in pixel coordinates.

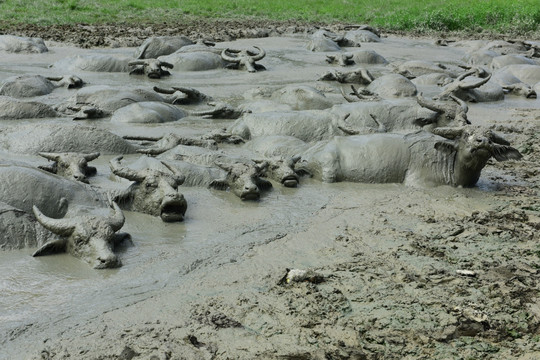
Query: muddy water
[{"left": 1, "top": 34, "right": 539, "bottom": 359}]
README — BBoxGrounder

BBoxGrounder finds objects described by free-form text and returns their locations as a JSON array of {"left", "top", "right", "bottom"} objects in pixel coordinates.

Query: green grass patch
[{"left": 0, "top": 0, "right": 538, "bottom": 34}]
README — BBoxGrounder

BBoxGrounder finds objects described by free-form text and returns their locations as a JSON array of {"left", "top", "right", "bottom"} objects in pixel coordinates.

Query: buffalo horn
[{"left": 32, "top": 205, "right": 76, "bottom": 236}]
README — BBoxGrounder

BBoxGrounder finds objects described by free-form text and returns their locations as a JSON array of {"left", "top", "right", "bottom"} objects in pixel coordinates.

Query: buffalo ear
[
  {"left": 434, "top": 141, "right": 458, "bottom": 153},
  {"left": 209, "top": 179, "right": 229, "bottom": 191},
  {"left": 492, "top": 145, "right": 523, "bottom": 161},
  {"left": 256, "top": 178, "right": 273, "bottom": 191},
  {"left": 32, "top": 239, "right": 67, "bottom": 257}
]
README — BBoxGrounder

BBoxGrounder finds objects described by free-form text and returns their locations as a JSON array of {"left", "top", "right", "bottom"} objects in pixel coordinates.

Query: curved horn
[
  {"left": 459, "top": 74, "right": 492, "bottom": 90},
  {"left": 83, "top": 152, "right": 101, "bottom": 161},
  {"left": 45, "top": 76, "right": 64, "bottom": 81},
  {"left": 153, "top": 86, "right": 175, "bottom": 95},
  {"left": 416, "top": 93, "right": 445, "bottom": 113},
  {"left": 250, "top": 46, "right": 266, "bottom": 61},
  {"left": 160, "top": 161, "right": 186, "bottom": 185},
  {"left": 341, "top": 86, "right": 359, "bottom": 103},
  {"left": 221, "top": 49, "right": 241, "bottom": 63},
  {"left": 137, "top": 41, "right": 151, "bottom": 59},
  {"left": 38, "top": 152, "right": 61, "bottom": 162},
  {"left": 128, "top": 60, "right": 147, "bottom": 66},
  {"left": 32, "top": 205, "right": 76, "bottom": 236},
  {"left": 449, "top": 95, "right": 468, "bottom": 114},
  {"left": 488, "top": 131, "right": 510, "bottom": 145},
  {"left": 159, "top": 61, "right": 174, "bottom": 69},
  {"left": 431, "top": 127, "right": 465, "bottom": 139},
  {"left": 254, "top": 160, "right": 269, "bottom": 173},
  {"left": 107, "top": 201, "right": 125, "bottom": 232},
  {"left": 214, "top": 160, "right": 233, "bottom": 172},
  {"left": 288, "top": 155, "right": 302, "bottom": 167},
  {"left": 109, "top": 156, "right": 146, "bottom": 182}
]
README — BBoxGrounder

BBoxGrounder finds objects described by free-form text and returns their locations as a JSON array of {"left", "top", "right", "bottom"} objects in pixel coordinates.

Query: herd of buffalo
[{"left": 0, "top": 26, "right": 538, "bottom": 269}]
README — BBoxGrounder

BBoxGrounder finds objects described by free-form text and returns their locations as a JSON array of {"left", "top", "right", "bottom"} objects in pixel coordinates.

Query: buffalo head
[
  {"left": 255, "top": 155, "right": 302, "bottom": 188},
  {"left": 211, "top": 160, "right": 271, "bottom": 200},
  {"left": 110, "top": 156, "right": 187, "bottom": 222},
  {"left": 129, "top": 59, "right": 174, "bottom": 79},
  {"left": 221, "top": 46, "right": 266, "bottom": 73},
  {"left": 38, "top": 152, "right": 100, "bottom": 183},
  {"left": 32, "top": 199, "right": 127, "bottom": 269},
  {"left": 433, "top": 127, "right": 522, "bottom": 187}
]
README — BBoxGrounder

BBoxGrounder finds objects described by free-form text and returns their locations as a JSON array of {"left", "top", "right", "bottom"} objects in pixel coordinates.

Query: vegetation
[{"left": 0, "top": 0, "right": 539, "bottom": 34}]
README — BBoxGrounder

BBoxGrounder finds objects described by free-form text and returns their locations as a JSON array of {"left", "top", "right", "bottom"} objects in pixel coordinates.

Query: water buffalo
[
  {"left": 0, "top": 202, "right": 56, "bottom": 251},
  {"left": 0, "top": 123, "right": 136, "bottom": 155},
  {"left": 0, "top": 35, "right": 48, "bottom": 53},
  {"left": 157, "top": 146, "right": 272, "bottom": 199},
  {"left": 128, "top": 59, "right": 174, "bottom": 78},
  {"left": 295, "top": 127, "right": 522, "bottom": 186},
  {"left": 32, "top": 199, "right": 128, "bottom": 269},
  {"left": 0, "top": 96, "right": 57, "bottom": 119},
  {"left": 126, "top": 133, "right": 218, "bottom": 155},
  {"left": 0, "top": 74, "right": 84, "bottom": 98},
  {"left": 134, "top": 36, "right": 194, "bottom": 59},
  {"left": 230, "top": 99, "right": 438, "bottom": 141},
  {"left": 53, "top": 54, "right": 132, "bottom": 73},
  {"left": 221, "top": 46, "right": 266, "bottom": 72},
  {"left": 109, "top": 156, "right": 187, "bottom": 222},
  {"left": 0, "top": 163, "right": 106, "bottom": 219},
  {"left": 110, "top": 102, "right": 188, "bottom": 124},
  {"left": 38, "top": 152, "right": 100, "bottom": 183},
  {"left": 306, "top": 29, "right": 342, "bottom": 52}
]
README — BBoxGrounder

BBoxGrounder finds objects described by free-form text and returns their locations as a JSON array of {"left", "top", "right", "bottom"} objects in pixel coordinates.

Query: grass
[{"left": 0, "top": 0, "right": 539, "bottom": 34}]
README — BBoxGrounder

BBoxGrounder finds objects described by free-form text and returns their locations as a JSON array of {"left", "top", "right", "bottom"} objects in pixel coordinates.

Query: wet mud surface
[{"left": 1, "top": 24, "right": 540, "bottom": 360}]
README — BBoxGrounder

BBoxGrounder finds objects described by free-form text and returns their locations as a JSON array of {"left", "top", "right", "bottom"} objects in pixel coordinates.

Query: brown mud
[{"left": 0, "top": 22, "right": 540, "bottom": 360}]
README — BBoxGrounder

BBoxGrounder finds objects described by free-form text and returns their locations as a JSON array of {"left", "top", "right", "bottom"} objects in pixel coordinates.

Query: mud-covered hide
[
  {"left": 0, "top": 163, "right": 107, "bottom": 219},
  {"left": 131, "top": 133, "right": 218, "bottom": 156},
  {"left": 38, "top": 151, "right": 99, "bottom": 183},
  {"left": 244, "top": 135, "right": 310, "bottom": 159},
  {"left": 0, "top": 35, "right": 48, "bottom": 53},
  {"left": 343, "top": 29, "right": 381, "bottom": 44},
  {"left": 392, "top": 60, "right": 462, "bottom": 79},
  {"left": 0, "top": 96, "right": 57, "bottom": 119},
  {"left": 492, "top": 65, "right": 539, "bottom": 98},
  {"left": 270, "top": 85, "right": 336, "bottom": 110},
  {"left": 109, "top": 156, "right": 187, "bottom": 222},
  {"left": 296, "top": 127, "right": 522, "bottom": 186},
  {"left": 64, "top": 85, "right": 166, "bottom": 117},
  {"left": 111, "top": 102, "right": 187, "bottom": 124},
  {"left": 0, "top": 123, "right": 136, "bottom": 155},
  {"left": 318, "top": 68, "right": 374, "bottom": 84},
  {"left": 53, "top": 54, "right": 132, "bottom": 73},
  {"left": 134, "top": 36, "right": 194, "bottom": 59},
  {"left": 32, "top": 200, "right": 127, "bottom": 269},
  {"left": 306, "top": 30, "right": 341, "bottom": 52},
  {"left": 0, "top": 202, "right": 58, "bottom": 251},
  {"left": 129, "top": 155, "right": 233, "bottom": 190},
  {"left": 350, "top": 50, "right": 388, "bottom": 65},
  {"left": 490, "top": 54, "right": 538, "bottom": 70},
  {"left": 411, "top": 73, "right": 453, "bottom": 86},
  {"left": 128, "top": 59, "right": 174, "bottom": 79},
  {"left": 0, "top": 75, "right": 55, "bottom": 98},
  {"left": 463, "top": 49, "right": 499, "bottom": 67},
  {"left": 365, "top": 74, "right": 417, "bottom": 98},
  {"left": 230, "top": 99, "right": 437, "bottom": 141},
  {"left": 445, "top": 76, "right": 505, "bottom": 102},
  {"left": 254, "top": 155, "right": 302, "bottom": 187},
  {"left": 158, "top": 51, "right": 225, "bottom": 71},
  {"left": 0, "top": 74, "right": 83, "bottom": 98},
  {"left": 156, "top": 145, "right": 271, "bottom": 200},
  {"left": 494, "top": 64, "right": 540, "bottom": 86}
]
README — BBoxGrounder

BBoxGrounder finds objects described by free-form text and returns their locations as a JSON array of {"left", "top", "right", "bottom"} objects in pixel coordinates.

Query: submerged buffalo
[
  {"left": 38, "top": 152, "right": 100, "bottom": 183},
  {"left": 110, "top": 156, "right": 187, "bottom": 222},
  {"left": 32, "top": 199, "right": 129, "bottom": 269},
  {"left": 0, "top": 74, "right": 83, "bottom": 98},
  {"left": 296, "top": 127, "right": 522, "bottom": 186}
]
